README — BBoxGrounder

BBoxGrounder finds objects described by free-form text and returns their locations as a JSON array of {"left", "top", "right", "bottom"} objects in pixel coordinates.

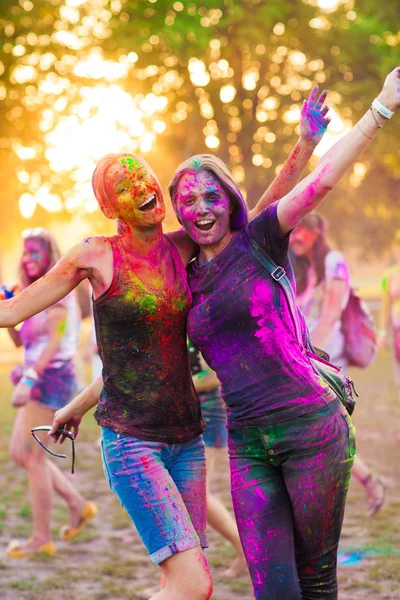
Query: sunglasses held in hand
[{"left": 31, "top": 426, "right": 76, "bottom": 474}]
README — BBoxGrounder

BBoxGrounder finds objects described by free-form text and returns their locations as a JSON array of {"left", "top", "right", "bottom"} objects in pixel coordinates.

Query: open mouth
[
  {"left": 138, "top": 193, "right": 157, "bottom": 212},
  {"left": 195, "top": 219, "right": 216, "bottom": 232}
]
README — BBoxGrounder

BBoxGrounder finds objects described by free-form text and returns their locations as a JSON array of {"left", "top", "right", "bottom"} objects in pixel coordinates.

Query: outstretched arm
[
  {"left": 0, "top": 240, "right": 94, "bottom": 328},
  {"left": 248, "top": 86, "right": 330, "bottom": 221},
  {"left": 277, "top": 67, "right": 400, "bottom": 234}
]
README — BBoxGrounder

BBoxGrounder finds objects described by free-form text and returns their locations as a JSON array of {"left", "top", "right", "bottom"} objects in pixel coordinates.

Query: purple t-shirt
[{"left": 187, "top": 203, "right": 335, "bottom": 429}]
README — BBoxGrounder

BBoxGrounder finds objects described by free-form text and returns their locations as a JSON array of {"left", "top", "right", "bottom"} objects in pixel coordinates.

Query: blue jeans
[
  {"left": 101, "top": 428, "right": 207, "bottom": 564},
  {"left": 228, "top": 398, "right": 355, "bottom": 600},
  {"left": 199, "top": 388, "right": 228, "bottom": 448}
]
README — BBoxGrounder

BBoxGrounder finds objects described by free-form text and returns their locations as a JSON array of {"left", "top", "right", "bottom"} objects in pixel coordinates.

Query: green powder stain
[
  {"left": 136, "top": 294, "right": 157, "bottom": 315},
  {"left": 172, "top": 296, "right": 187, "bottom": 312},
  {"left": 58, "top": 320, "right": 66, "bottom": 335},
  {"left": 120, "top": 157, "right": 142, "bottom": 171}
]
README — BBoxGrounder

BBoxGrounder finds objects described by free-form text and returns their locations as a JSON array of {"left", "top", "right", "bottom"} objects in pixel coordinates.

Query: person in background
[
  {"left": 6, "top": 228, "right": 97, "bottom": 558},
  {"left": 188, "top": 342, "right": 247, "bottom": 579},
  {"left": 290, "top": 213, "right": 385, "bottom": 517},
  {"left": 378, "top": 229, "right": 400, "bottom": 398}
]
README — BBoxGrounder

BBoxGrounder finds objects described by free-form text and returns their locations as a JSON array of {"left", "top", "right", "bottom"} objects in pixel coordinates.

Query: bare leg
[
  {"left": 205, "top": 446, "right": 247, "bottom": 578},
  {"left": 46, "top": 461, "right": 87, "bottom": 529},
  {"left": 352, "top": 455, "right": 386, "bottom": 517},
  {"left": 151, "top": 546, "right": 212, "bottom": 600},
  {"left": 9, "top": 402, "right": 56, "bottom": 550},
  {"left": 9, "top": 401, "right": 90, "bottom": 551}
]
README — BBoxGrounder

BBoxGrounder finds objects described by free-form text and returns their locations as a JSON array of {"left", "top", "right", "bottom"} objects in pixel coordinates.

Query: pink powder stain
[
  {"left": 249, "top": 281, "right": 279, "bottom": 345},
  {"left": 140, "top": 455, "right": 150, "bottom": 470}
]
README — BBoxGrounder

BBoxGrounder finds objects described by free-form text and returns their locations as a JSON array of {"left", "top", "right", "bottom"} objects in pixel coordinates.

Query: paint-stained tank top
[{"left": 93, "top": 236, "right": 204, "bottom": 443}]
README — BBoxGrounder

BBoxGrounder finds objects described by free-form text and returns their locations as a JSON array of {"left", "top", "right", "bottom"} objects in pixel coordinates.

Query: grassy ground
[{"left": 0, "top": 349, "right": 399, "bottom": 599}]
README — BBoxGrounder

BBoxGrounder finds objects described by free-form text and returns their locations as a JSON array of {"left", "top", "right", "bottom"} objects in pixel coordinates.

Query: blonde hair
[
  {"left": 168, "top": 154, "right": 248, "bottom": 230},
  {"left": 92, "top": 153, "right": 160, "bottom": 235},
  {"left": 19, "top": 228, "right": 61, "bottom": 289}
]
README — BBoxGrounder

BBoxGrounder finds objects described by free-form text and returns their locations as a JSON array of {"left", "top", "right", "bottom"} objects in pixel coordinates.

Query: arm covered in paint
[
  {"left": 248, "top": 86, "right": 331, "bottom": 221},
  {"left": 0, "top": 240, "right": 96, "bottom": 327},
  {"left": 49, "top": 376, "right": 103, "bottom": 442},
  {"left": 277, "top": 67, "right": 400, "bottom": 234}
]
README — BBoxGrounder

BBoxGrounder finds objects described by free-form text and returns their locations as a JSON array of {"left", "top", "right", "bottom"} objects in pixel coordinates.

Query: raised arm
[
  {"left": 248, "top": 86, "right": 331, "bottom": 221},
  {"left": 0, "top": 240, "right": 95, "bottom": 328},
  {"left": 277, "top": 67, "right": 400, "bottom": 234}
]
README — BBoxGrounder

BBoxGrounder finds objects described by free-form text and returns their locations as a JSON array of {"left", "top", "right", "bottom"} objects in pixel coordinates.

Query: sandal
[
  {"left": 362, "top": 474, "right": 386, "bottom": 518},
  {"left": 59, "top": 501, "right": 98, "bottom": 541},
  {"left": 7, "top": 539, "right": 55, "bottom": 558}
]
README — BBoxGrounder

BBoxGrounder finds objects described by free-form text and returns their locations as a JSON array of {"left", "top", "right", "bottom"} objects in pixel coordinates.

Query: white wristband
[
  {"left": 372, "top": 98, "right": 394, "bottom": 120},
  {"left": 24, "top": 367, "right": 39, "bottom": 381}
]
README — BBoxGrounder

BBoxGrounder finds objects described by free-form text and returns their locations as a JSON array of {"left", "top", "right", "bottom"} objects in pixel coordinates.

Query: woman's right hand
[
  {"left": 377, "top": 67, "right": 400, "bottom": 112},
  {"left": 49, "top": 405, "right": 82, "bottom": 443}
]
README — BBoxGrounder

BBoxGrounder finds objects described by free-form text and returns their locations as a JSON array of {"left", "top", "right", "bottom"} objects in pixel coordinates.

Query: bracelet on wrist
[
  {"left": 369, "top": 107, "right": 383, "bottom": 129},
  {"left": 23, "top": 367, "right": 39, "bottom": 381},
  {"left": 21, "top": 376, "right": 35, "bottom": 388},
  {"left": 372, "top": 97, "right": 394, "bottom": 120},
  {"left": 356, "top": 123, "right": 373, "bottom": 140}
]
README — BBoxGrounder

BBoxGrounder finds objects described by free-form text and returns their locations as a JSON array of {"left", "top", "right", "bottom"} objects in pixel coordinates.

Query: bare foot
[{"left": 220, "top": 554, "right": 248, "bottom": 579}]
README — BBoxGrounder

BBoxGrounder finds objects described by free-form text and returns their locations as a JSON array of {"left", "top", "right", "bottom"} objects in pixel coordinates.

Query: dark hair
[
  {"left": 291, "top": 213, "right": 331, "bottom": 295},
  {"left": 168, "top": 154, "right": 248, "bottom": 230}
]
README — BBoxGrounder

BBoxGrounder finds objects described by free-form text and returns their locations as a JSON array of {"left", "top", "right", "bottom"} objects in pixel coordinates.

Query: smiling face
[
  {"left": 104, "top": 156, "right": 165, "bottom": 229},
  {"left": 175, "top": 170, "right": 233, "bottom": 247},
  {"left": 22, "top": 238, "right": 51, "bottom": 281}
]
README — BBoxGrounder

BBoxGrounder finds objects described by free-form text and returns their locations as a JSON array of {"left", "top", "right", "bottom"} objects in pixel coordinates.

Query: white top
[
  {"left": 19, "top": 293, "right": 79, "bottom": 368},
  {"left": 296, "top": 250, "right": 350, "bottom": 365}
]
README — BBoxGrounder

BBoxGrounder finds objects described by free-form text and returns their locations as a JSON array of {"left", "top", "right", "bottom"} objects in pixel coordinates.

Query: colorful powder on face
[{"left": 120, "top": 157, "right": 142, "bottom": 171}]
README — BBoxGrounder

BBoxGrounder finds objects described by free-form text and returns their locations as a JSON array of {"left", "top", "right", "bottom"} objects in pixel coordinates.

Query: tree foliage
[{"left": 0, "top": 0, "right": 399, "bottom": 253}]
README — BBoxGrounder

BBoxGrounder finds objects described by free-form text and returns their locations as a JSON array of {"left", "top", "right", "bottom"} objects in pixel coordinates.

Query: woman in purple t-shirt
[{"left": 169, "top": 68, "right": 400, "bottom": 599}]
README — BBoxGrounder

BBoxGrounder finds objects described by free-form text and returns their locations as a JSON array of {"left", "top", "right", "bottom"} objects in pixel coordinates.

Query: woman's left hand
[
  {"left": 300, "top": 86, "right": 331, "bottom": 147},
  {"left": 11, "top": 380, "right": 32, "bottom": 408}
]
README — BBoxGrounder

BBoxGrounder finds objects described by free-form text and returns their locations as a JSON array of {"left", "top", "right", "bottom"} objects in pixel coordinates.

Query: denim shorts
[
  {"left": 30, "top": 361, "right": 76, "bottom": 410},
  {"left": 101, "top": 427, "right": 208, "bottom": 565},
  {"left": 199, "top": 388, "right": 228, "bottom": 448}
]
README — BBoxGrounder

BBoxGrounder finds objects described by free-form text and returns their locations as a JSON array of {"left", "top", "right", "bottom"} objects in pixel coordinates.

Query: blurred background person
[
  {"left": 290, "top": 213, "right": 385, "bottom": 518},
  {"left": 188, "top": 341, "right": 247, "bottom": 579},
  {"left": 7, "top": 228, "right": 97, "bottom": 558},
  {"left": 378, "top": 229, "right": 400, "bottom": 399}
]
